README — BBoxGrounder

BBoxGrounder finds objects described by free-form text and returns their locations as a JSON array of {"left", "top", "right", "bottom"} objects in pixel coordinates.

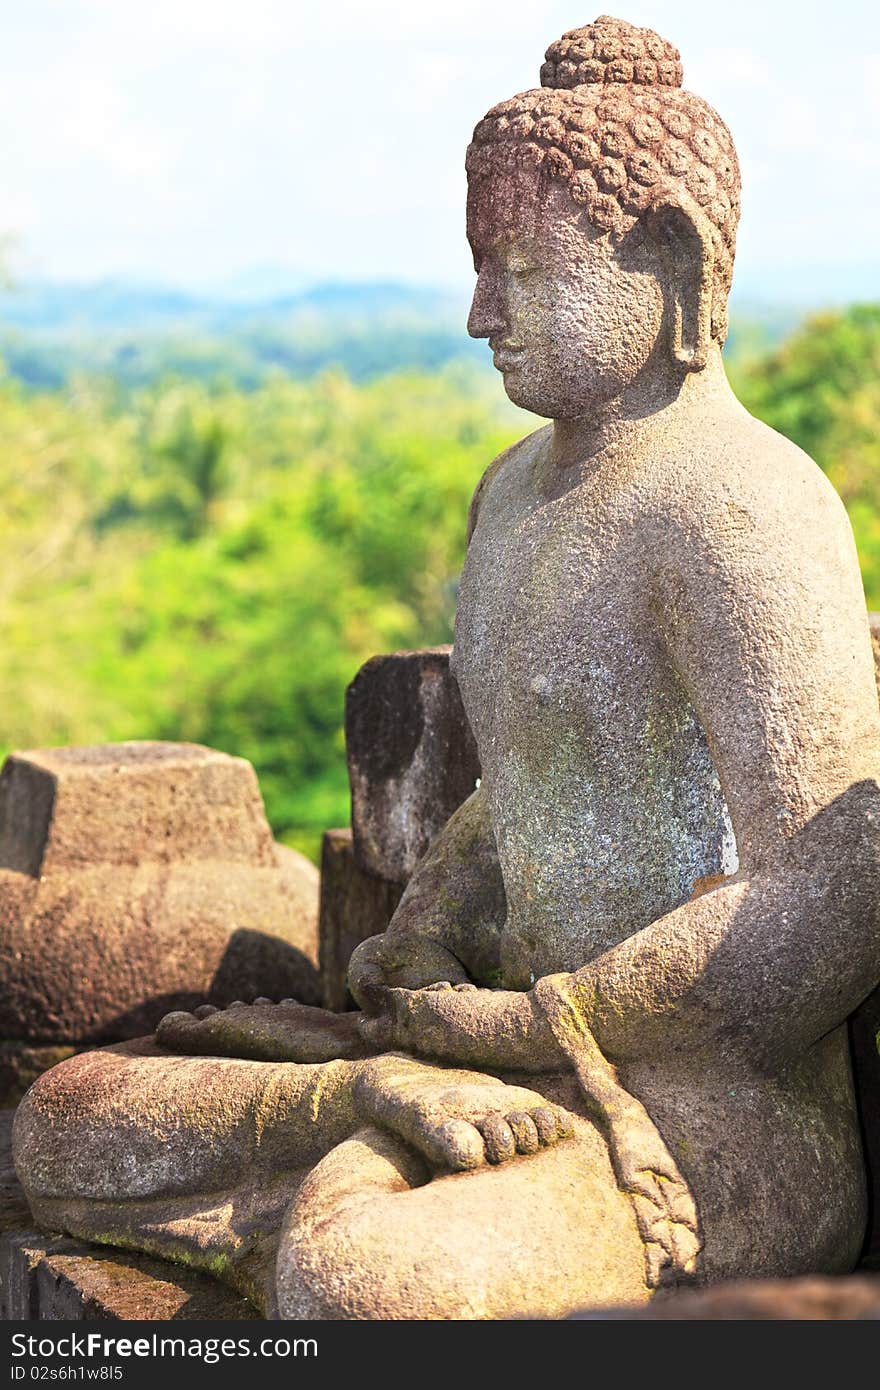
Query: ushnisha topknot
[
  {"left": 466, "top": 15, "right": 740, "bottom": 343},
  {"left": 541, "top": 15, "right": 684, "bottom": 88}
]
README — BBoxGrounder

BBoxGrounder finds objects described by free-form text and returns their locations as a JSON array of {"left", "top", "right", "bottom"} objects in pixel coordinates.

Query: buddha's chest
[
  {"left": 452, "top": 474, "right": 735, "bottom": 980},
  {"left": 453, "top": 482, "right": 657, "bottom": 750}
]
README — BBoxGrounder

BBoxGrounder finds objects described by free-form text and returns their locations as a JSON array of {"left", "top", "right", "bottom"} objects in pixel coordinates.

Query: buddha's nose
[{"left": 467, "top": 267, "right": 506, "bottom": 340}]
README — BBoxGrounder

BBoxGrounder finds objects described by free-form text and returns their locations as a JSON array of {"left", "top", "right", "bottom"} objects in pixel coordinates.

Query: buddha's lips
[{"left": 492, "top": 344, "right": 525, "bottom": 371}]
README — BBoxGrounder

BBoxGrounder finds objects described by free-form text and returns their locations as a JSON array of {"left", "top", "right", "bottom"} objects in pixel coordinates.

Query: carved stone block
[
  {"left": 346, "top": 647, "right": 480, "bottom": 884},
  {"left": 0, "top": 742, "right": 320, "bottom": 1042}
]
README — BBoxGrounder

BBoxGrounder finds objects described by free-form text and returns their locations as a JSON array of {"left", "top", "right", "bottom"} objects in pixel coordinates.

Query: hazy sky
[{"left": 2, "top": 0, "right": 878, "bottom": 294}]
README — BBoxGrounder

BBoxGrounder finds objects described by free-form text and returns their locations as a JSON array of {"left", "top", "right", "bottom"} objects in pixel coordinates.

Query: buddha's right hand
[
  {"left": 352, "top": 1053, "right": 574, "bottom": 1172},
  {"left": 155, "top": 998, "right": 369, "bottom": 1062}
]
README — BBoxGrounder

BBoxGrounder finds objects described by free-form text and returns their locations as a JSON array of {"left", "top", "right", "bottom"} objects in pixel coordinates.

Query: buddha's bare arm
[
  {"left": 372, "top": 492, "right": 880, "bottom": 1074},
  {"left": 347, "top": 783, "right": 507, "bottom": 1007},
  {"left": 376, "top": 800, "right": 880, "bottom": 1075}
]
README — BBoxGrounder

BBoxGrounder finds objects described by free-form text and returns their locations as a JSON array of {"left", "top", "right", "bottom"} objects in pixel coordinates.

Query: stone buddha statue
[{"left": 14, "top": 16, "right": 880, "bottom": 1319}]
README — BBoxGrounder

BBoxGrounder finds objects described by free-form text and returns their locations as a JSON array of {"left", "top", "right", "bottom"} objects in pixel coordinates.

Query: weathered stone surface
[
  {"left": 851, "top": 611, "right": 880, "bottom": 1264},
  {"left": 0, "top": 743, "right": 320, "bottom": 1042},
  {"left": 1, "top": 1228, "right": 261, "bottom": 1321},
  {"left": 0, "top": 1043, "right": 79, "bottom": 1108},
  {"left": 318, "top": 830, "right": 403, "bottom": 1012},
  {"left": 852, "top": 997, "right": 880, "bottom": 1263},
  {"left": 346, "top": 647, "right": 480, "bottom": 884},
  {"left": 13, "top": 17, "right": 880, "bottom": 1322},
  {"left": 14, "top": 1044, "right": 649, "bottom": 1319},
  {"left": 573, "top": 1274, "right": 880, "bottom": 1319}
]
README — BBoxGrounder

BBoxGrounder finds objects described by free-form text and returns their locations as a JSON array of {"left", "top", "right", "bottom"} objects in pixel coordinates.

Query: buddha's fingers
[
  {"left": 670, "top": 1219, "right": 701, "bottom": 1276},
  {"left": 533, "top": 975, "right": 702, "bottom": 1287},
  {"left": 643, "top": 1221, "right": 701, "bottom": 1289},
  {"left": 644, "top": 1241, "right": 669, "bottom": 1290},
  {"left": 602, "top": 1102, "right": 700, "bottom": 1287},
  {"left": 629, "top": 1177, "right": 700, "bottom": 1288}
]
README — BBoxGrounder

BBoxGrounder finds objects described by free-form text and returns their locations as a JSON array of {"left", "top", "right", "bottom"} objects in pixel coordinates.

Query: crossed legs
[{"left": 13, "top": 1039, "right": 648, "bottom": 1318}]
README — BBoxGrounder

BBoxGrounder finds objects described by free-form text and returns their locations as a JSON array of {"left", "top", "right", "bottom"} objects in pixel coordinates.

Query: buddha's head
[{"left": 466, "top": 15, "right": 740, "bottom": 420}]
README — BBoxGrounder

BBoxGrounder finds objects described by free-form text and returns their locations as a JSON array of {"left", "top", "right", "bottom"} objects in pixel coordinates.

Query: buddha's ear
[{"left": 643, "top": 190, "right": 715, "bottom": 371}]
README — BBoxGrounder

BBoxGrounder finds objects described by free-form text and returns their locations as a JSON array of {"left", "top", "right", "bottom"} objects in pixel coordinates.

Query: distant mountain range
[
  {"left": 0, "top": 278, "right": 467, "bottom": 335},
  {"left": 0, "top": 269, "right": 875, "bottom": 391}
]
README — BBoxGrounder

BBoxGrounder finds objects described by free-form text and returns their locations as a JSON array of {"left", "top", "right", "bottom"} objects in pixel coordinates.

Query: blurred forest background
[{"left": 1, "top": 279, "right": 878, "bottom": 859}]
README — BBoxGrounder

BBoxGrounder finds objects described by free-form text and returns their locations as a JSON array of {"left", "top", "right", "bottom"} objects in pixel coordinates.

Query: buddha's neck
[{"left": 548, "top": 346, "right": 735, "bottom": 472}]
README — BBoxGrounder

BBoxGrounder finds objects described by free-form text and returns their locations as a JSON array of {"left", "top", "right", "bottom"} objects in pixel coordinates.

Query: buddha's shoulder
[
  {"left": 663, "top": 408, "right": 850, "bottom": 546},
  {"left": 466, "top": 424, "right": 551, "bottom": 543}
]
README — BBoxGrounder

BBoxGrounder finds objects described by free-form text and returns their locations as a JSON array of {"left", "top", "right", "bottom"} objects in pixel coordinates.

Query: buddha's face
[{"left": 467, "top": 168, "right": 669, "bottom": 420}]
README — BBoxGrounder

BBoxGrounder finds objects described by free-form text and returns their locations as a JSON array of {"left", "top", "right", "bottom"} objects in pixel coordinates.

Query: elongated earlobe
[{"left": 645, "top": 193, "right": 715, "bottom": 371}]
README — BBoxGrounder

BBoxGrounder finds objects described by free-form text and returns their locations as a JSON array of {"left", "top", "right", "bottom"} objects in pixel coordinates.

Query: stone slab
[
  {"left": 0, "top": 742, "right": 277, "bottom": 875},
  {"left": 346, "top": 648, "right": 480, "bottom": 884},
  {"left": 318, "top": 829, "right": 403, "bottom": 1011},
  {"left": 1, "top": 1231, "right": 260, "bottom": 1321}
]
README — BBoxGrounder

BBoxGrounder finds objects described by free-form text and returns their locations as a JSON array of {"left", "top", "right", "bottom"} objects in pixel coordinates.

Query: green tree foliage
[
  {"left": 0, "top": 365, "right": 525, "bottom": 856},
  {"left": 0, "top": 305, "right": 876, "bottom": 859}
]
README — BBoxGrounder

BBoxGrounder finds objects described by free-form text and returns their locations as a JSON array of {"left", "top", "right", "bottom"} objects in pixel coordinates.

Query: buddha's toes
[
  {"left": 154, "top": 998, "right": 368, "bottom": 1063},
  {"left": 353, "top": 1054, "right": 575, "bottom": 1173}
]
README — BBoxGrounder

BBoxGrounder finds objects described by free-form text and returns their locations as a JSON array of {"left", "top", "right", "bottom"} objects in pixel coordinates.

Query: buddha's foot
[
  {"left": 353, "top": 1053, "right": 575, "bottom": 1173},
  {"left": 155, "top": 999, "right": 369, "bottom": 1063}
]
